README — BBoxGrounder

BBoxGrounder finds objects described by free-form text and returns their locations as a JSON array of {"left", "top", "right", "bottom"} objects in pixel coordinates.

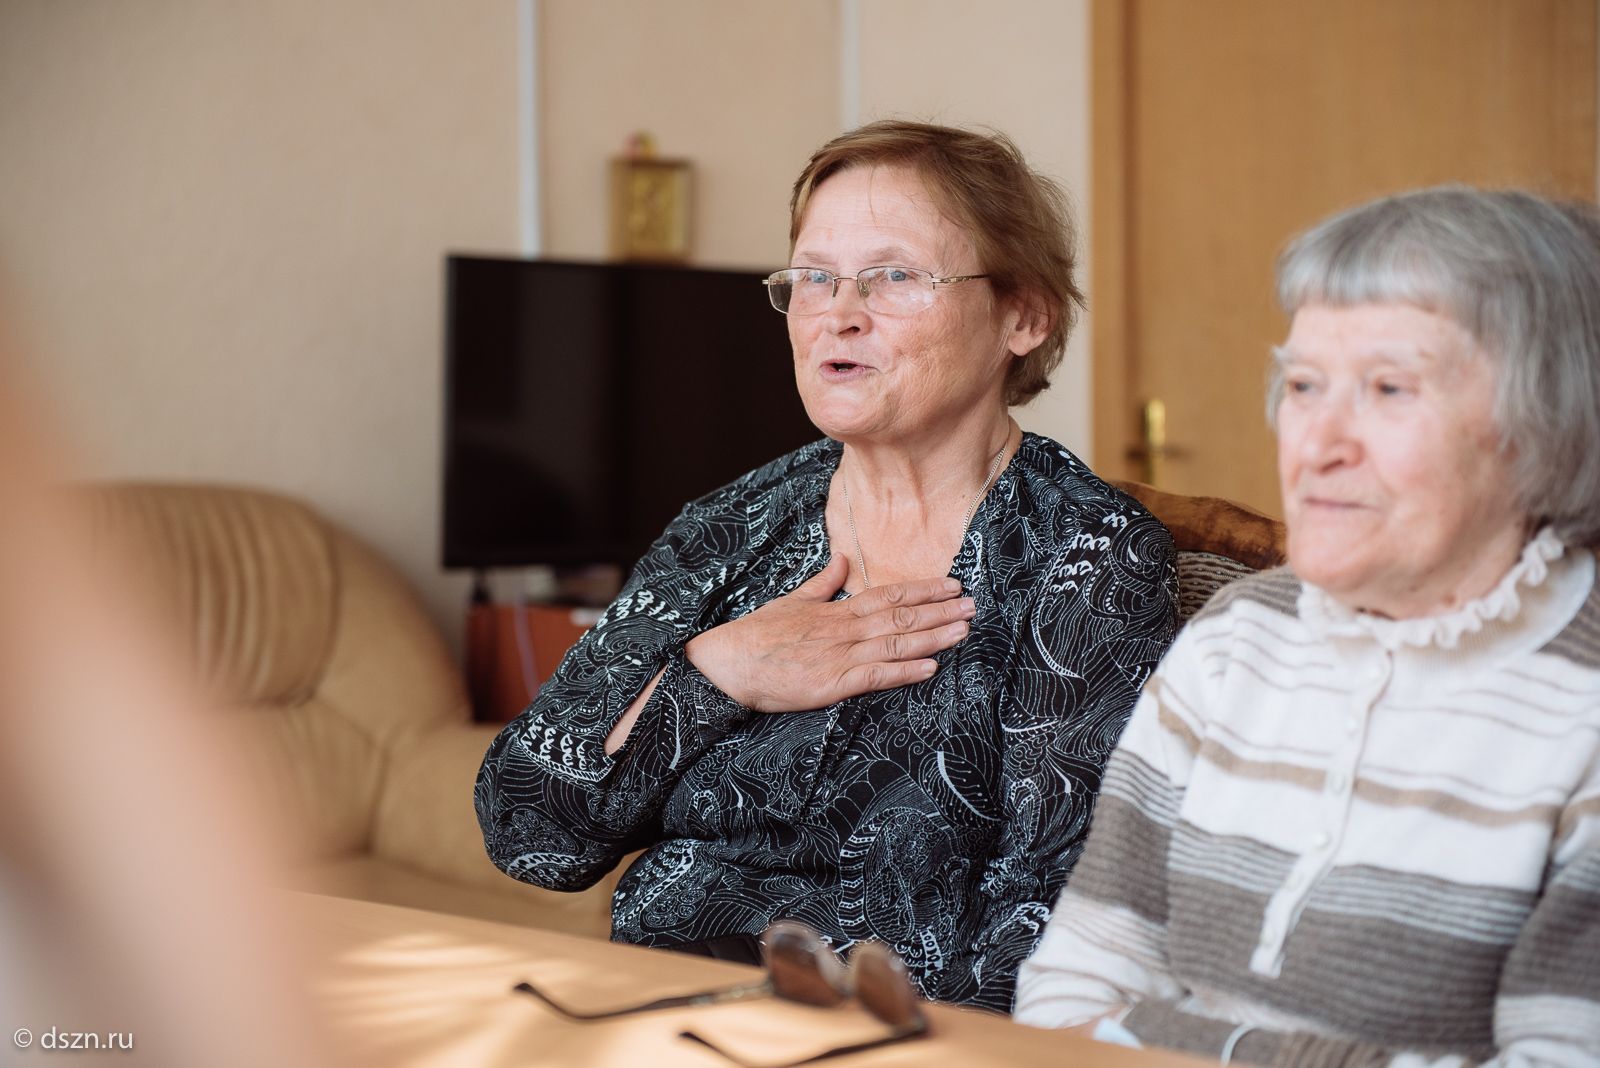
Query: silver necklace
[{"left": 841, "top": 434, "right": 1011, "bottom": 591}]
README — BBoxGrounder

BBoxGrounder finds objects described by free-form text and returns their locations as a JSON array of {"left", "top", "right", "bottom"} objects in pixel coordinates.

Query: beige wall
[
  {"left": 0, "top": 0, "right": 520, "bottom": 641},
  {"left": 857, "top": 0, "right": 1093, "bottom": 455},
  {"left": 539, "top": 0, "right": 1095, "bottom": 450},
  {"left": 0, "top": 1, "right": 1094, "bottom": 651},
  {"left": 540, "top": 1, "right": 840, "bottom": 268}
]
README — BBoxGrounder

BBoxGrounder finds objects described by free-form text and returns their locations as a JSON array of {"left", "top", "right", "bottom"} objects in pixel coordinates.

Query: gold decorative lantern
[{"left": 609, "top": 133, "right": 691, "bottom": 262}]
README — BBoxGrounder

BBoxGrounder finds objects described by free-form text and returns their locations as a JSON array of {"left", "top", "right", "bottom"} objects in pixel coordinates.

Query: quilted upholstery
[
  {"left": 1111, "top": 480, "right": 1288, "bottom": 622},
  {"left": 82, "top": 482, "right": 619, "bottom": 936}
]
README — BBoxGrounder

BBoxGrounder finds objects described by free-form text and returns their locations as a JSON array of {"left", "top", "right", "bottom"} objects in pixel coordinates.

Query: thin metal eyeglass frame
[
  {"left": 680, "top": 936, "right": 930, "bottom": 1068},
  {"left": 511, "top": 921, "right": 930, "bottom": 1067},
  {"left": 509, "top": 921, "right": 838, "bottom": 1021},
  {"left": 511, "top": 978, "right": 774, "bottom": 1021},
  {"left": 678, "top": 1018, "right": 929, "bottom": 1068},
  {"left": 762, "top": 266, "right": 989, "bottom": 316}
]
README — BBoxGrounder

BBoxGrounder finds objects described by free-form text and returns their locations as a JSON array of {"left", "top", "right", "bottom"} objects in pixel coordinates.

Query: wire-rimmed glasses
[
  {"left": 763, "top": 265, "right": 988, "bottom": 317},
  {"left": 512, "top": 920, "right": 929, "bottom": 1068}
]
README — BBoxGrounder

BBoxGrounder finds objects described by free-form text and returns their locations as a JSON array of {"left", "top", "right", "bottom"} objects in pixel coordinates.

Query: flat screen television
[{"left": 442, "top": 256, "right": 819, "bottom": 571}]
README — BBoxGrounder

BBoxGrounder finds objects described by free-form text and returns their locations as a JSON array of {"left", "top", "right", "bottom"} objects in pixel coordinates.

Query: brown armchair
[{"left": 1111, "top": 480, "right": 1287, "bottom": 622}]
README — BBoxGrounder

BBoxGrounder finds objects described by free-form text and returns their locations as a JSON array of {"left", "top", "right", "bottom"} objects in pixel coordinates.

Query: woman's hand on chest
[{"left": 684, "top": 555, "right": 976, "bottom": 713}]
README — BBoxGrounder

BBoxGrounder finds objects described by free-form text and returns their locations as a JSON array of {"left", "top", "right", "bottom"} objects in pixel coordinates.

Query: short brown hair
[{"left": 788, "top": 120, "right": 1084, "bottom": 406}]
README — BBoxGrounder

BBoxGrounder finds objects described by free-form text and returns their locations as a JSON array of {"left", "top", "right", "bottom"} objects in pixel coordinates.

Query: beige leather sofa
[{"left": 89, "top": 483, "right": 620, "bottom": 938}]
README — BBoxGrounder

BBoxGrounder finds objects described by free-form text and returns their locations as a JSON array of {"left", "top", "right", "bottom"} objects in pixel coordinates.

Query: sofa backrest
[
  {"left": 84, "top": 483, "right": 469, "bottom": 858},
  {"left": 1111, "top": 480, "right": 1288, "bottom": 624},
  {"left": 87, "top": 484, "right": 337, "bottom": 704}
]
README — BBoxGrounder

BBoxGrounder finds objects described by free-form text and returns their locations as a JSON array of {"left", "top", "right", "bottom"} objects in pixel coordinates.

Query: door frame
[{"left": 1090, "top": 0, "right": 1134, "bottom": 481}]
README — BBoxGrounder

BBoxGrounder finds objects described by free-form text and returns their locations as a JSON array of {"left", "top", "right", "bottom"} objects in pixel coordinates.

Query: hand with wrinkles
[{"left": 684, "top": 554, "right": 975, "bottom": 713}]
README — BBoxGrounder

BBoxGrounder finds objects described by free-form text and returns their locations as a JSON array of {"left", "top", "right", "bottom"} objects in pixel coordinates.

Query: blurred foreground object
[{"left": 0, "top": 301, "right": 330, "bottom": 1066}]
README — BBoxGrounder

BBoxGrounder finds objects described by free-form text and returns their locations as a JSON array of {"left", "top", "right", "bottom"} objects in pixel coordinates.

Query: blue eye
[
  {"left": 795, "top": 269, "right": 830, "bottom": 285},
  {"left": 885, "top": 268, "right": 911, "bottom": 283}
]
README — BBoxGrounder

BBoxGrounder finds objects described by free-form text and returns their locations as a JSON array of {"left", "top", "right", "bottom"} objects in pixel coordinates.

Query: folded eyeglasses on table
[{"left": 513, "top": 920, "right": 930, "bottom": 1068}]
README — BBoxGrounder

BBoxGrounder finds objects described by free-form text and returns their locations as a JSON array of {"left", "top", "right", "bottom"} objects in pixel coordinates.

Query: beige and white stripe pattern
[{"left": 1016, "top": 533, "right": 1600, "bottom": 1066}]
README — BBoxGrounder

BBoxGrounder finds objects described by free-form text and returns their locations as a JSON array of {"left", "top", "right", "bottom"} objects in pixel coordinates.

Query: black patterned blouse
[{"left": 475, "top": 433, "right": 1178, "bottom": 1012}]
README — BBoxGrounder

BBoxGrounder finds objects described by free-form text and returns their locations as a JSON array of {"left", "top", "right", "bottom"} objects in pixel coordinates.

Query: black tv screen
[{"left": 442, "top": 256, "right": 818, "bottom": 570}]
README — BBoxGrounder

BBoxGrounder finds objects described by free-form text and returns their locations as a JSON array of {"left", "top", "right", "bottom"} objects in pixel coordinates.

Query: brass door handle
[{"left": 1124, "top": 398, "right": 1188, "bottom": 485}]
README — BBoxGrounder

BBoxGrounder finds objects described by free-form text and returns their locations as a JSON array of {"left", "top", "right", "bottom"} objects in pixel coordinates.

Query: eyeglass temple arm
[
  {"left": 512, "top": 978, "right": 772, "bottom": 1021},
  {"left": 678, "top": 1020, "right": 928, "bottom": 1068}
]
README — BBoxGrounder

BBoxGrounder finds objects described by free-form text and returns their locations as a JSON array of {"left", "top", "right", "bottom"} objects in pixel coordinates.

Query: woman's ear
[{"left": 1005, "top": 293, "right": 1052, "bottom": 357}]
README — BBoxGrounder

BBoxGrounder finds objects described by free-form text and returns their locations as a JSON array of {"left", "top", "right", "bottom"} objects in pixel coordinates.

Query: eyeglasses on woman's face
[
  {"left": 763, "top": 265, "right": 988, "bottom": 317},
  {"left": 512, "top": 920, "right": 929, "bottom": 1068}
]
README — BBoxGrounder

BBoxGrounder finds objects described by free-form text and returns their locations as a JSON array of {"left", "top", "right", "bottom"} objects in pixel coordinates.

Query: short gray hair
[{"left": 1272, "top": 186, "right": 1600, "bottom": 548}]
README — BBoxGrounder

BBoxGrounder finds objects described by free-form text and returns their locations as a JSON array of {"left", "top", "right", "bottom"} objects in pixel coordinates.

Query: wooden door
[{"left": 1092, "top": 0, "right": 1596, "bottom": 515}]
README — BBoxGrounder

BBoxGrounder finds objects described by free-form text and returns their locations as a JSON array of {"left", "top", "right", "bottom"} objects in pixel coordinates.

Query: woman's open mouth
[{"left": 820, "top": 360, "right": 871, "bottom": 381}]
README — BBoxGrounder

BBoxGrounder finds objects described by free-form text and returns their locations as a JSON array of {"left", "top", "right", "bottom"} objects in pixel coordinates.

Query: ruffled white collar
[{"left": 1298, "top": 527, "right": 1570, "bottom": 651}]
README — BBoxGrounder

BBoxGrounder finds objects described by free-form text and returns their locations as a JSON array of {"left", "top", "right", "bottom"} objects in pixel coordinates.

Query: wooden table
[{"left": 294, "top": 892, "right": 1204, "bottom": 1067}]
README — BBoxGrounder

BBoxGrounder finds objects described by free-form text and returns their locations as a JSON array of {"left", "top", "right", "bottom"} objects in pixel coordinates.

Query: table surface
[{"left": 294, "top": 891, "right": 1204, "bottom": 1067}]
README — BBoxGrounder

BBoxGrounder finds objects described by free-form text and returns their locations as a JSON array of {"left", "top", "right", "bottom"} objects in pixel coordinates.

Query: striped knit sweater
[{"left": 1014, "top": 530, "right": 1600, "bottom": 1067}]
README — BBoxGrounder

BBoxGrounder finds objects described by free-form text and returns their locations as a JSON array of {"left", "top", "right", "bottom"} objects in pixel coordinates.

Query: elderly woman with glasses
[
  {"left": 476, "top": 120, "right": 1177, "bottom": 1011},
  {"left": 1015, "top": 187, "right": 1600, "bottom": 1064}
]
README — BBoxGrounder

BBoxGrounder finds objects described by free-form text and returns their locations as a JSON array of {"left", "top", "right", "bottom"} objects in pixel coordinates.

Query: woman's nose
[
  {"left": 1295, "top": 399, "right": 1361, "bottom": 469},
  {"left": 820, "top": 277, "right": 871, "bottom": 332}
]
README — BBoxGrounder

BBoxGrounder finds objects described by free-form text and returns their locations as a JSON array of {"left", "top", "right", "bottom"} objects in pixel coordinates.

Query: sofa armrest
[{"left": 370, "top": 723, "right": 625, "bottom": 932}]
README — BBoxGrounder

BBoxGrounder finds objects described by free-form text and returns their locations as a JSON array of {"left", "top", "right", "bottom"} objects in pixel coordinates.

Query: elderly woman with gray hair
[{"left": 1014, "top": 187, "right": 1600, "bottom": 1065}]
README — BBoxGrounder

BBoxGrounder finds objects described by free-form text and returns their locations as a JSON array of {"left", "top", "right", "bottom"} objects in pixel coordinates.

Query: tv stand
[{"left": 465, "top": 596, "right": 600, "bottom": 723}]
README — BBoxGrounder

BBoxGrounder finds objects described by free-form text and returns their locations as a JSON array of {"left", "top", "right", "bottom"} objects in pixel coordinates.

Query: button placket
[
  {"left": 1253, "top": 650, "right": 1388, "bottom": 979},
  {"left": 1251, "top": 889, "right": 1297, "bottom": 975}
]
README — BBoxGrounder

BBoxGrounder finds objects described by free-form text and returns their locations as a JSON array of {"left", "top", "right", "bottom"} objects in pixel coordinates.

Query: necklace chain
[{"left": 841, "top": 434, "right": 1011, "bottom": 591}]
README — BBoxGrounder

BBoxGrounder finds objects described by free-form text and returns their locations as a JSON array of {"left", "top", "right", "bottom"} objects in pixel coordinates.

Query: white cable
[
  {"left": 511, "top": 601, "right": 540, "bottom": 702},
  {"left": 1220, "top": 1023, "right": 1255, "bottom": 1065}
]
